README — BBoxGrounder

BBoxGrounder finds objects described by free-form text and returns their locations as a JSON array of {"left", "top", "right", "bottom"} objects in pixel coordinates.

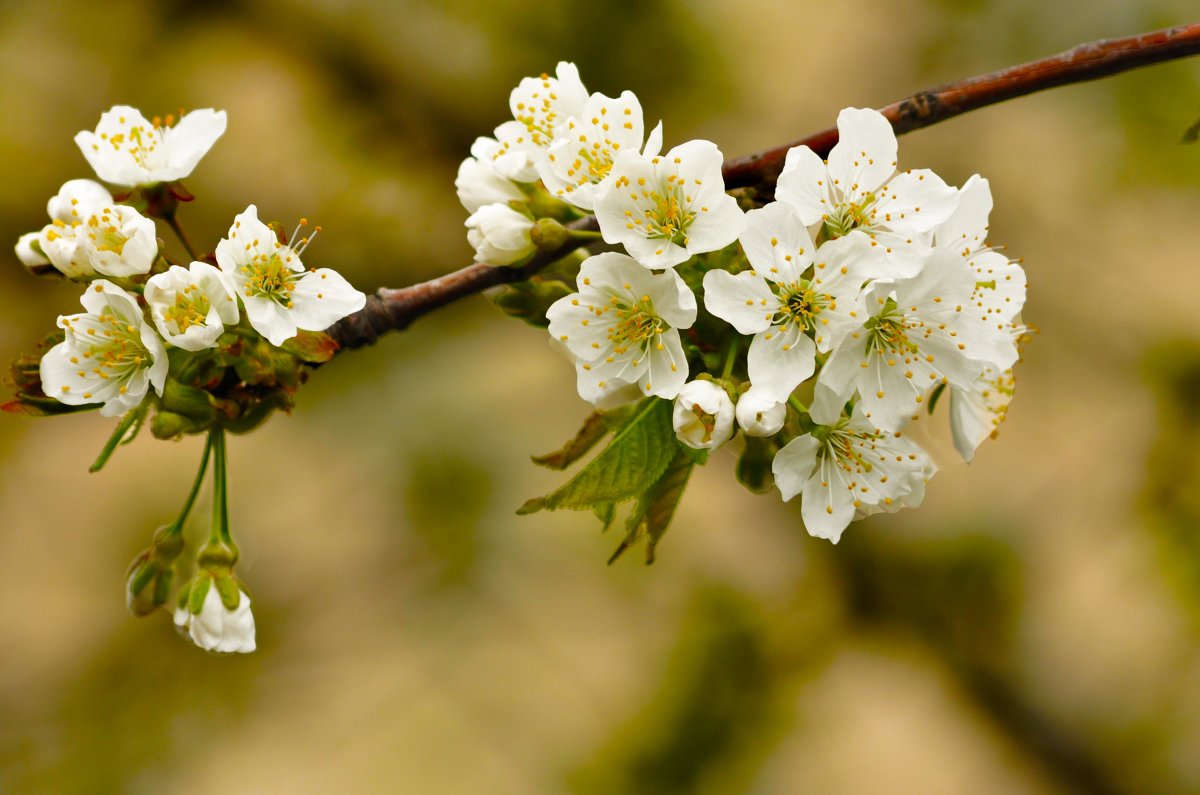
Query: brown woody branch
[{"left": 327, "top": 22, "right": 1200, "bottom": 351}]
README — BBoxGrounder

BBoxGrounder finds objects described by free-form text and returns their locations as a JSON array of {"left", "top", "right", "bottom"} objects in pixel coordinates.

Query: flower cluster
[
  {"left": 9, "top": 105, "right": 366, "bottom": 652},
  {"left": 468, "top": 68, "right": 1027, "bottom": 552}
]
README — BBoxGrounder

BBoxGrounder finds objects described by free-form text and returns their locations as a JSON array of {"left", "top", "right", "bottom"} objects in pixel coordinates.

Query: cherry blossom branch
[{"left": 327, "top": 22, "right": 1200, "bottom": 351}]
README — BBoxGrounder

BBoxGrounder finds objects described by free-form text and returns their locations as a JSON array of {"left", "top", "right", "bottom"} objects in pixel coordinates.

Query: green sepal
[
  {"left": 519, "top": 398, "right": 676, "bottom": 514},
  {"left": 213, "top": 573, "right": 242, "bottom": 611},
  {"left": 593, "top": 502, "right": 617, "bottom": 530},
  {"left": 927, "top": 381, "right": 948, "bottom": 415},
  {"left": 736, "top": 436, "right": 777, "bottom": 494},
  {"left": 493, "top": 277, "right": 573, "bottom": 328},
  {"left": 221, "top": 389, "right": 295, "bottom": 435},
  {"left": 160, "top": 378, "right": 217, "bottom": 422},
  {"left": 678, "top": 443, "right": 709, "bottom": 466},
  {"left": 187, "top": 576, "right": 212, "bottom": 614},
  {"left": 280, "top": 330, "right": 340, "bottom": 364},
  {"left": 151, "top": 410, "right": 210, "bottom": 440},
  {"left": 3, "top": 334, "right": 97, "bottom": 416},
  {"left": 608, "top": 449, "right": 695, "bottom": 565}
]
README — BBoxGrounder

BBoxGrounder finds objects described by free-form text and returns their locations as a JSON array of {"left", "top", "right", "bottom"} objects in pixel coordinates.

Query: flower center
[
  {"left": 86, "top": 211, "right": 128, "bottom": 255},
  {"left": 817, "top": 422, "right": 882, "bottom": 476},
  {"left": 775, "top": 280, "right": 830, "bottom": 332},
  {"left": 72, "top": 306, "right": 150, "bottom": 381},
  {"left": 864, "top": 300, "right": 917, "bottom": 355},
  {"left": 163, "top": 285, "right": 212, "bottom": 332},
  {"left": 607, "top": 296, "right": 662, "bottom": 355},
  {"left": 822, "top": 193, "right": 877, "bottom": 239},
  {"left": 242, "top": 252, "right": 299, "bottom": 307},
  {"left": 689, "top": 403, "right": 717, "bottom": 443}
]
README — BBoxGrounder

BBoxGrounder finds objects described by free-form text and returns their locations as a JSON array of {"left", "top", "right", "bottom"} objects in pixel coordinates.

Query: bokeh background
[{"left": 1, "top": 1, "right": 1199, "bottom": 792}]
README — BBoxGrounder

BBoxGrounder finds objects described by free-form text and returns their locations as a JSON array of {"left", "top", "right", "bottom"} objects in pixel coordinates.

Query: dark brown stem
[{"left": 327, "top": 22, "right": 1200, "bottom": 352}]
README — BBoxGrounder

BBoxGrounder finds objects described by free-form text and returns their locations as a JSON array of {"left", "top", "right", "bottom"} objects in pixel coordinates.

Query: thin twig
[{"left": 327, "top": 22, "right": 1200, "bottom": 352}]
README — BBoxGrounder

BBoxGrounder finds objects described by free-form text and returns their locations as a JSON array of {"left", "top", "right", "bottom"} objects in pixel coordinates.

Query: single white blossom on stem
[
  {"left": 40, "top": 280, "right": 168, "bottom": 417},
  {"left": 491, "top": 63, "right": 589, "bottom": 181},
  {"left": 950, "top": 364, "right": 1016, "bottom": 463},
  {"left": 465, "top": 203, "right": 535, "bottom": 265},
  {"left": 174, "top": 583, "right": 256, "bottom": 654},
  {"left": 24, "top": 180, "right": 117, "bottom": 278},
  {"left": 539, "top": 90, "right": 662, "bottom": 210},
  {"left": 772, "top": 408, "right": 934, "bottom": 543},
  {"left": 594, "top": 139, "right": 745, "bottom": 269},
  {"left": 145, "top": 262, "right": 240, "bottom": 351},
  {"left": 735, "top": 389, "right": 787, "bottom": 437},
  {"left": 702, "top": 202, "right": 872, "bottom": 403},
  {"left": 37, "top": 223, "right": 93, "bottom": 278},
  {"left": 673, "top": 380, "right": 735, "bottom": 450},
  {"left": 215, "top": 205, "right": 366, "bottom": 347},
  {"left": 75, "top": 105, "right": 227, "bottom": 187},
  {"left": 456, "top": 137, "right": 526, "bottom": 213},
  {"left": 812, "top": 248, "right": 997, "bottom": 432},
  {"left": 77, "top": 204, "right": 158, "bottom": 277},
  {"left": 931, "top": 174, "right": 1025, "bottom": 368},
  {"left": 546, "top": 251, "right": 697, "bottom": 402},
  {"left": 775, "top": 107, "right": 958, "bottom": 277}
]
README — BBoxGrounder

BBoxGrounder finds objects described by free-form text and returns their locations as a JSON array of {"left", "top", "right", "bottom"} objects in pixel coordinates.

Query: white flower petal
[
  {"left": 873, "top": 169, "right": 959, "bottom": 233},
  {"left": 702, "top": 270, "right": 775, "bottom": 335},
  {"left": 776, "top": 145, "right": 831, "bottom": 226},
  {"left": 747, "top": 326, "right": 817, "bottom": 403},
  {"left": 826, "top": 107, "right": 898, "bottom": 200}
]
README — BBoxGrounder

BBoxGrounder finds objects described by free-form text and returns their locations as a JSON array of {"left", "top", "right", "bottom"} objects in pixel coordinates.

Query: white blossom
[
  {"left": 37, "top": 222, "right": 93, "bottom": 278},
  {"left": 931, "top": 174, "right": 1025, "bottom": 369},
  {"left": 735, "top": 389, "right": 786, "bottom": 437},
  {"left": 775, "top": 107, "right": 958, "bottom": 277},
  {"left": 465, "top": 203, "right": 535, "bottom": 265},
  {"left": 594, "top": 139, "right": 745, "bottom": 269},
  {"left": 772, "top": 408, "right": 934, "bottom": 543},
  {"left": 75, "top": 105, "right": 227, "bottom": 187},
  {"left": 673, "top": 380, "right": 735, "bottom": 450},
  {"left": 950, "top": 365, "right": 1016, "bottom": 463},
  {"left": 703, "top": 202, "right": 872, "bottom": 402},
  {"left": 491, "top": 63, "right": 589, "bottom": 181},
  {"left": 538, "top": 90, "right": 662, "bottom": 210},
  {"left": 546, "top": 251, "right": 697, "bottom": 402},
  {"left": 145, "top": 262, "right": 240, "bottom": 351},
  {"left": 215, "top": 205, "right": 366, "bottom": 347},
  {"left": 47, "top": 179, "right": 112, "bottom": 223},
  {"left": 812, "top": 248, "right": 998, "bottom": 433},
  {"left": 77, "top": 204, "right": 158, "bottom": 277},
  {"left": 174, "top": 584, "right": 256, "bottom": 654},
  {"left": 39, "top": 280, "right": 168, "bottom": 417},
  {"left": 456, "top": 137, "right": 525, "bottom": 213},
  {"left": 15, "top": 232, "right": 49, "bottom": 270}
]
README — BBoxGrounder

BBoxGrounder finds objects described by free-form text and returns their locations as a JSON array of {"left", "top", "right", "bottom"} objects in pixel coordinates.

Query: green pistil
[
  {"left": 775, "top": 280, "right": 829, "bottom": 333},
  {"left": 242, "top": 252, "right": 298, "bottom": 306},
  {"left": 822, "top": 193, "right": 877, "bottom": 240},
  {"left": 645, "top": 184, "right": 694, "bottom": 246},
  {"left": 864, "top": 300, "right": 917, "bottom": 355}
]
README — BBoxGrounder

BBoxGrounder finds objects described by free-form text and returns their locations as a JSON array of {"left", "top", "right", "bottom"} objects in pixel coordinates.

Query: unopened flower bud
[
  {"left": 465, "top": 203, "right": 535, "bottom": 266},
  {"left": 125, "top": 524, "right": 187, "bottom": 617},
  {"left": 735, "top": 389, "right": 787, "bottom": 437},
  {"left": 673, "top": 380, "right": 735, "bottom": 450},
  {"left": 46, "top": 179, "right": 112, "bottom": 224},
  {"left": 174, "top": 565, "right": 255, "bottom": 654},
  {"left": 455, "top": 138, "right": 525, "bottom": 213},
  {"left": 15, "top": 232, "right": 51, "bottom": 272}
]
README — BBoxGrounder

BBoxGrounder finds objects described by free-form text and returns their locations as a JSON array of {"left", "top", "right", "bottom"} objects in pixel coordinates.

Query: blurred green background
[{"left": 1, "top": 1, "right": 1199, "bottom": 793}]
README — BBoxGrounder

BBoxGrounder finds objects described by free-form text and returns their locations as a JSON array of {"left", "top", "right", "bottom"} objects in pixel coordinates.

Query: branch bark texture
[{"left": 328, "top": 22, "right": 1200, "bottom": 352}]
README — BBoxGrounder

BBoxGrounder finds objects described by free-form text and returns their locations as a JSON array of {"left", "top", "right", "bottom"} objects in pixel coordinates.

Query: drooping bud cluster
[
  {"left": 7, "top": 105, "right": 368, "bottom": 652},
  {"left": 466, "top": 67, "right": 1028, "bottom": 554}
]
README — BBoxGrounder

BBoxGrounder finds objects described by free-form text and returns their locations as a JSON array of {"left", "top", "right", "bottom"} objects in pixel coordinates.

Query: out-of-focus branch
[{"left": 327, "top": 23, "right": 1200, "bottom": 352}]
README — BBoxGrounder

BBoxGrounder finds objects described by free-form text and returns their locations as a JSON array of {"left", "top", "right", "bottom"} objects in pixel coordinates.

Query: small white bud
[
  {"left": 673, "top": 380, "right": 734, "bottom": 450},
  {"left": 735, "top": 389, "right": 786, "bottom": 437},
  {"left": 465, "top": 203, "right": 536, "bottom": 266},
  {"left": 15, "top": 231, "right": 50, "bottom": 269},
  {"left": 46, "top": 179, "right": 112, "bottom": 223}
]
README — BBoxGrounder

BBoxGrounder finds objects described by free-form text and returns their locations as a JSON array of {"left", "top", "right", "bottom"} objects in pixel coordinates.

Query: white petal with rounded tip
[
  {"left": 773, "top": 433, "right": 820, "bottom": 501},
  {"left": 873, "top": 169, "right": 959, "bottom": 233},
  {"left": 935, "top": 174, "right": 991, "bottom": 249},
  {"left": 747, "top": 326, "right": 816, "bottom": 403},
  {"left": 740, "top": 202, "right": 814, "bottom": 284},
  {"left": 288, "top": 269, "right": 367, "bottom": 332},
  {"left": 47, "top": 179, "right": 112, "bottom": 224},
  {"left": 826, "top": 107, "right": 898, "bottom": 202},
  {"left": 641, "top": 331, "right": 688, "bottom": 399},
  {"left": 702, "top": 270, "right": 776, "bottom": 335},
  {"left": 776, "top": 146, "right": 831, "bottom": 226},
  {"left": 160, "top": 109, "right": 227, "bottom": 182},
  {"left": 15, "top": 232, "right": 49, "bottom": 268},
  {"left": 243, "top": 294, "right": 298, "bottom": 347},
  {"left": 801, "top": 458, "right": 857, "bottom": 543}
]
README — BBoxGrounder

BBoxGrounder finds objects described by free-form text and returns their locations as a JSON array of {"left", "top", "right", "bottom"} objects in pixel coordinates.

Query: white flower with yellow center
[
  {"left": 215, "top": 205, "right": 366, "bottom": 347},
  {"left": 491, "top": 63, "right": 589, "bottom": 182},
  {"left": 539, "top": 90, "right": 662, "bottom": 210},
  {"left": 811, "top": 249, "right": 995, "bottom": 433},
  {"left": 950, "top": 365, "right": 1016, "bottom": 463},
  {"left": 931, "top": 174, "right": 1025, "bottom": 369},
  {"left": 546, "top": 251, "right": 697, "bottom": 402},
  {"left": 40, "top": 280, "right": 168, "bottom": 417},
  {"left": 594, "top": 139, "right": 745, "bottom": 269},
  {"left": 673, "top": 380, "right": 735, "bottom": 450},
  {"left": 77, "top": 204, "right": 158, "bottom": 277},
  {"left": 27, "top": 180, "right": 116, "bottom": 278},
  {"left": 772, "top": 408, "right": 934, "bottom": 543},
  {"left": 456, "top": 136, "right": 526, "bottom": 213},
  {"left": 145, "top": 262, "right": 240, "bottom": 351},
  {"left": 775, "top": 107, "right": 958, "bottom": 277},
  {"left": 465, "top": 203, "right": 535, "bottom": 265},
  {"left": 75, "top": 105, "right": 227, "bottom": 187},
  {"left": 702, "top": 202, "right": 872, "bottom": 402}
]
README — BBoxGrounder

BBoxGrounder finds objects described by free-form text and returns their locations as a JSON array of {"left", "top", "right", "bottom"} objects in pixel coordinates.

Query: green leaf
[
  {"left": 678, "top": 442, "right": 709, "bottom": 466},
  {"left": 593, "top": 502, "right": 617, "bottom": 530},
  {"left": 280, "top": 330, "right": 340, "bottom": 364},
  {"left": 520, "top": 398, "right": 676, "bottom": 514},
  {"left": 532, "top": 411, "right": 611, "bottom": 470},
  {"left": 609, "top": 449, "right": 695, "bottom": 565}
]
